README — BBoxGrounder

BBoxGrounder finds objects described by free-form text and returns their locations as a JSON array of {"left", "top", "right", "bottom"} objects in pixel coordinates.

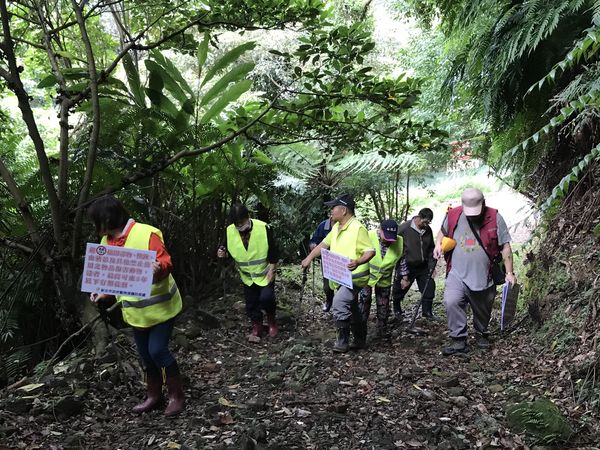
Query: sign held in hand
[
  {"left": 321, "top": 248, "right": 353, "bottom": 289},
  {"left": 81, "top": 243, "right": 156, "bottom": 298}
]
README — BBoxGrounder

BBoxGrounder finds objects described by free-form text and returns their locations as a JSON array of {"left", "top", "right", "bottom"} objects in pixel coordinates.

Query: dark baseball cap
[
  {"left": 324, "top": 193, "right": 355, "bottom": 210},
  {"left": 380, "top": 219, "right": 398, "bottom": 242}
]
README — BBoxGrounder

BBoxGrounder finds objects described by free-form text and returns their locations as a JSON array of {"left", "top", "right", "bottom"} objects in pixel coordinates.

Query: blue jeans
[{"left": 132, "top": 318, "right": 176, "bottom": 369}]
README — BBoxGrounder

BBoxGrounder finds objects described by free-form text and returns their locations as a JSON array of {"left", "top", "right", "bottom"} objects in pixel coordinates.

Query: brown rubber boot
[
  {"left": 164, "top": 364, "right": 185, "bottom": 417},
  {"left": 266, "top": 314, "right": 279, "bottom": 337},
  {"left": 132, "top": 368, "right": 163, "bottom": 414},
  {"left": 251, "top": 320, "right": 263, "bottom": 337}
]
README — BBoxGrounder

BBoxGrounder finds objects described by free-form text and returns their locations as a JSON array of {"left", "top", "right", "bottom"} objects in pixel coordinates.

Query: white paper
[
  {"left": 321, "top": 248, "right": 353, "bottom": 289},
  {"left": 81, "top": 243, "right": 156, "bottom": 298}
]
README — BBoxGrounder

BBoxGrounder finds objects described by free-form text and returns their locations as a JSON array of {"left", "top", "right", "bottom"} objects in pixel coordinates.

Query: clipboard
[{"left": 501, "top": 282, "right": 520, "bottom": 331}]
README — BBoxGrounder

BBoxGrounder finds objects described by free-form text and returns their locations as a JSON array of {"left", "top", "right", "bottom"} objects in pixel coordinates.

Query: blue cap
[{"left": 380, "top": 219, "right": 398, "bottom": 241}]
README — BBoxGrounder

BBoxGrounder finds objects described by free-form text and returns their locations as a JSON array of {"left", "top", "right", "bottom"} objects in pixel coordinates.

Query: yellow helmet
[{"left": 441, "top": 236, "right": 457, "bottom": 253}]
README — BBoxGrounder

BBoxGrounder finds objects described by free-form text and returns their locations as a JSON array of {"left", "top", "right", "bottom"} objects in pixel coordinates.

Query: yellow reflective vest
[
  {"left": 101, "top": 223, "right": 182, "bottom": 328},
  {"left": 226, "top": 219, "right": 270, "bottom": 287},
  {"left": 367, "top": 229, "right": 403, "bottom": 288},
  {"left": 327, "top": 217, "right": 371, "bottom": 288}
]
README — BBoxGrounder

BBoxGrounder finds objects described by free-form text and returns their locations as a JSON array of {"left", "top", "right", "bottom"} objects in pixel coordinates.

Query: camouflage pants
[{"left": 358, "top": 286, "right": 391, "bottom": 325}]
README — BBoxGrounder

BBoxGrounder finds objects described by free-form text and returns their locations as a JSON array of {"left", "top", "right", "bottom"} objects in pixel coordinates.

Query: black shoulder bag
[{"left": 466, "top": 219, "right": 506, "bottom": 285}]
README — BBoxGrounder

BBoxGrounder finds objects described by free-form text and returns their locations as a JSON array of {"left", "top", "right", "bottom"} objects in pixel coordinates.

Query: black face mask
[{"left": 467, "top": 213, "right": 485, "bottom": 226}]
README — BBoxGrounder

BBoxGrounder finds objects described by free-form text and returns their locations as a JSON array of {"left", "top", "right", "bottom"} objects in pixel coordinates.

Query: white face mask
[{"left": 236, "top": 222, "right": 251, "bottom": 232}]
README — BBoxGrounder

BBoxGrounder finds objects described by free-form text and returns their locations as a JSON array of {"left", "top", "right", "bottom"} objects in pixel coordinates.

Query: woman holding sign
[
  {"left": 88, "top": 196, "right": 184, "bottom": 417},
  {"left": 301, "top": 194, "right": 375, "bottom": 353}
]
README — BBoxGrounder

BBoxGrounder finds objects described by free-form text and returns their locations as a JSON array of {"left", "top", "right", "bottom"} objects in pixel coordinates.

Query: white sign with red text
[
  {"left": 321, "top": 248, "right": 353, "bottom": 289},
  {"left": 81, "top": 243, "right": 156, "bottom": 298}
]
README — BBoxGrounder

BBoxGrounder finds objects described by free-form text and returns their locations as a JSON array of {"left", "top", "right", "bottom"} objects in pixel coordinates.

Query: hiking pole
[
  {"left": 295, "top": 268, "right": 309, "bottom": 332},
  {"left": 407, "top": 258, "right": 438, "bottom": 335},
  {"left": 311, "top": 260, "right": 316, "bottom": 294}
]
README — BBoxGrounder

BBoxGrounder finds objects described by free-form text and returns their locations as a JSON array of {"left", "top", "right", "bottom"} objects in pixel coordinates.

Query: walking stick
[
  {"left": 295, "top": 268, "right": 309, "bottom": 332},
  {"left": 311, "top": 260, "right": 316, "bottom": 295},
  {"left": 407, "top": 258, "right": 438, "bottom": 334}
]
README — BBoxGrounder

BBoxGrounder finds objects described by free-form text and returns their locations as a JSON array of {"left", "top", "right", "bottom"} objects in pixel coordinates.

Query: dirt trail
[{"left": 0, "top": 274, "right": 595, "bottom": 449}]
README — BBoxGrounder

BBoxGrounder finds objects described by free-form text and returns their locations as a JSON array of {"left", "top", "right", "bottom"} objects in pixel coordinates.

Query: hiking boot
[
  {"left": 441, "top": 338, "right": 468, "bottom": 356},
  {"left": 132, "top": 368, "right": 163, "bottom": 414},
  {"left": 266, "top": 314, "right": 278, "bottom": 337},
  {"left": 333, "top": 320, "right": 350, "bottom": 353},
  {"left": 251, "top": 320, "right": 263, "bottom": 338},
  {"left": 349, "top": 322, "right": 367, "bottom": 350},
  {"left": 475, "top": 334, "right": 491, "bottom": 349}
]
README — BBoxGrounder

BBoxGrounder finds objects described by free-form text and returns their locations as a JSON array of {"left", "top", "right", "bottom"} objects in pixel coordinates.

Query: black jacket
[{"left": 398, "top": 218, "right": 434, "bottom": 268}]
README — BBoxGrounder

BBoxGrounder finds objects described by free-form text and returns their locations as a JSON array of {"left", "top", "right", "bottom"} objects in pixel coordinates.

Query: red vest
[{"left": 444, "top": 206, "right": 501, "bottom": 276}]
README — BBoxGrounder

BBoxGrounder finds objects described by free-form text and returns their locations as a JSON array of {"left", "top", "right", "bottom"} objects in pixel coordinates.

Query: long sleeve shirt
[{"left": 106, "top": 219, "right": 173, "bottom": 283}]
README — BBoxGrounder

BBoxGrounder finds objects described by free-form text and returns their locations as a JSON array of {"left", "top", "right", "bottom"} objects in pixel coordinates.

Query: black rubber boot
[
  {"left": 350, "top": 322, "right": 367, "bottom": 350},
  {"left": 375, "top": 319, "right": 389, "bottom": 339},
  {"left": 422, "top": 300, "right": 440, "bottom": 321},
  {"left": 392, "top": 298, "right": 402, "bottom": 322},
  {"left": 333, "top": 320, "right": 350, "bottom": 353}
]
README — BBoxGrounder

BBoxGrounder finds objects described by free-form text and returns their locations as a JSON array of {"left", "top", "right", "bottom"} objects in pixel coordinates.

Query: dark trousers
[
  {"left": 392, "top": 264, "right": 435, "bottom": 315},
  {"left": 243, "top": 282, "right": 276, "bottom": 322},
  {"left": 133, "top": 318, "right": 176, "bottom": 370},
  {"left": 323, "top": 277, "right": 334, "bottom": 304},
  {"left": 359, "top": 286, "right": 391, "bottom": 323}
]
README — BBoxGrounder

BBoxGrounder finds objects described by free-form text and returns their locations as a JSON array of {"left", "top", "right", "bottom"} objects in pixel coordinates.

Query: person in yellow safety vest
[
  {"left": 217, "top": 204, "right": 279, "bottom": 340},
  {"left": 87, "top": 196, "right": 184, "bottom": 417},
  {"left": 301, "top": 194, "right": 375, "bottom": 353},
  {"left": 359, "top": 219, "right": 410, "bottom": 338}
]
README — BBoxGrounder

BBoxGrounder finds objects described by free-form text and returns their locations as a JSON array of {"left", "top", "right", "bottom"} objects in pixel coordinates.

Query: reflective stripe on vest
[
  {"left": 367, "top": 229, "right": 403, "bottom": 288},
  {"left": 122, "top": 282, "right": 178, "bottom": 308},
  {"left": 327, "top": 217, "right": 370, "bottom": 288},
  {"left": 101, "top": 223, "right": 182, "bottom": 328},
  {"left": 226, "top": 219, "right": 270, "bottom": 287}
]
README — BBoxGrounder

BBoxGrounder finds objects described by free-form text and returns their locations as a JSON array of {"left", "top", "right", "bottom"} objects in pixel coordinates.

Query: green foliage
[
  {"left": 399, "top": 0, "right": 600, "bottom": 202},
  {"left": 263, "top": 21, "right": 449, "bottom": 155},
  {"left": 539, "top": 143, "right": 600, "bottom": 218},
  {"left": 506, "top": 398, "right": 573, "bottom": 444}
]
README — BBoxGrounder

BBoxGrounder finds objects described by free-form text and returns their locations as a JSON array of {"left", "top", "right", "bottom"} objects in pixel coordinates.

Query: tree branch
[
  {"left": 33, "top": 0, "right": 72, "bottom": 204},
  {"left": 10, "top": 35, "right": 46, "bottom": 50},
  {"left": 0, "top": 158, "right": 46, "bottom": 256},
  {"left": 0, "top": 237, "right": 34, "bottom": 254},
  {"left": 76, "top": 100, "right": 276, "bottom": 209},
  {"left": 0, "top": 0, "right": 62, "bottom": 246},
  {"left": 70, "top": 0, "right": 101, "bottom": 258}
]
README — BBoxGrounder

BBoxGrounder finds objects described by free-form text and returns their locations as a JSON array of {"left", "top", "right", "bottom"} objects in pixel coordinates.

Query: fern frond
[
  {"left": 539, "top": 143, "right": 600, "bottom": 216},
  {"left": 334, "top": 151, "right": 426, "bottom": 174},
  {"left": 527, "top": 24, "right": 600, "bottom": 95}
]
